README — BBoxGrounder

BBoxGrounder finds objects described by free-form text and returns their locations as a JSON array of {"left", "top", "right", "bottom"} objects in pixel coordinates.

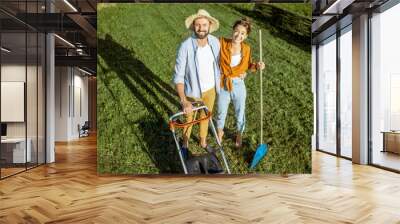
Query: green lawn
[{"left": 97, "top": 3, "right": 312, "bottom": 174}]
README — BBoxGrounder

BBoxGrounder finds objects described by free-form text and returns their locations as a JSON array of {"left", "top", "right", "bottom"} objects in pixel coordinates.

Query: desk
[
  {"left": 1, "top": 138, "right": 31, "bottom": 163},
  {"left": 382, "top": 131, "right": 400, "bottom": 154}
]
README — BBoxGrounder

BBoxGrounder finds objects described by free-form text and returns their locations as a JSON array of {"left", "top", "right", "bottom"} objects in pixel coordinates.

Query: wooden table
[{"left": 381, "top": 131, "right": 400, "bottom": 154}]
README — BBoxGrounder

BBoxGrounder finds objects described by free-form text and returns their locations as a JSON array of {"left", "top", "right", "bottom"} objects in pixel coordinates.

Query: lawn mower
[{"left": 169, "top": 101, "right": 231, "bottom": 174}]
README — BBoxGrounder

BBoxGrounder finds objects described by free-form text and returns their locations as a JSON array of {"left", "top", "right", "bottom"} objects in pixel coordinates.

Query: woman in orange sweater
[{"left": 216, "top": 18, "right": 265, "bottom": 147}]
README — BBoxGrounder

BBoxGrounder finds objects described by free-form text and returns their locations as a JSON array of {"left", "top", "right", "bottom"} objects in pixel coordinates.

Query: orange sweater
[{"left": 219, "top": 37, "right": 257, "bottom": 92}]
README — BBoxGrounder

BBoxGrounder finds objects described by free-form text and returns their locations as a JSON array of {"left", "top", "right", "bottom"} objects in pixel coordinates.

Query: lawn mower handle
[{"left": 168, "top": 102, "right": 209, "bottom": 122}]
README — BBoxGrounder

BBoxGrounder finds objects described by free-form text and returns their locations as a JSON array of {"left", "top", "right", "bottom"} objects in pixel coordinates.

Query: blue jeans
[{"left": 216, "top": 78, "right": 246, "bottom": 134}]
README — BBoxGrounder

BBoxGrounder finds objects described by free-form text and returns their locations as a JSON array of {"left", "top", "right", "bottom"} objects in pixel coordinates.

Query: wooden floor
[
  {"left": 0, "top": 135, "right": 400, "bottom": 223},
  {"left": 1, "top": 163, "right": 45, "bottom": 178},
  {"left": 373, "top": 150, "right": 400, "bottom": 171},
  {"left": 1, "top": 167, "right": 26, "bottom": 178}
]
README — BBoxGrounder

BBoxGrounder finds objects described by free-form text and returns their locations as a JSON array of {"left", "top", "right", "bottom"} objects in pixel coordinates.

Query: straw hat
[{"left": 185, "top": 9, "right": 219, "bottom": 33}]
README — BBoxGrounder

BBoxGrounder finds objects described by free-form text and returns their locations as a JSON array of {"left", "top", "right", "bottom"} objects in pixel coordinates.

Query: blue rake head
[{"left": 250, "top": 144, "right": 269, "bottom": 169}]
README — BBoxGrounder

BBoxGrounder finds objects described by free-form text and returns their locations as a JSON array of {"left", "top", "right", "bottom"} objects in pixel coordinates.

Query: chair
[{"left": 79, "top": 121, "right": 90, "bottom": 138}]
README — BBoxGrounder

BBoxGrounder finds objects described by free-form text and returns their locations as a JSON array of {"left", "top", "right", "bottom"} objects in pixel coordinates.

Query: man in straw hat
[{"left": 173, "top": 9, "right": 221, "bottom": 156}]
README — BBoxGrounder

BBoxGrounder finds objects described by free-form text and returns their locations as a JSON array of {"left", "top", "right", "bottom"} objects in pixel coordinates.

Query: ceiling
[
  {"left": 312, "top": 0, "right": 390, "bottom": 43},
  {"left": 0, "top": 0, "right": 97, "bottom": 74}
]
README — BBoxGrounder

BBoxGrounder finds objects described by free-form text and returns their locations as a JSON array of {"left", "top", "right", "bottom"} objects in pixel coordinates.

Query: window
[
  {"left": 317, "top": 35, "right": 337, "bottom": 154},
  {"left": 371, "top": 2, "right": 400, "bottom": 171},
  {"left": 340, "top": 26, "right": 352, "bottom": 158},
  {"left": 0, "top": 2, "right": 46, "bottom": 179}
]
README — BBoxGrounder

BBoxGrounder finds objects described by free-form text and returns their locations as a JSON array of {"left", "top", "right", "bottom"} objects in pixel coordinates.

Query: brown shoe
[{"left": 235, "top": 134, "right": 242, "bottom": 148}]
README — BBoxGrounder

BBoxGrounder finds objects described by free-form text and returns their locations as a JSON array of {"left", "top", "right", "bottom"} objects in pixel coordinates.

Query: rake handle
[{"left": 259, "top": 30, "right": 263, "bottom": 145}]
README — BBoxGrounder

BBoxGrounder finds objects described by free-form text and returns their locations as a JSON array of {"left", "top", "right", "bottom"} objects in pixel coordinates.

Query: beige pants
[{"left": 183, "top": 88, "right": 216, "bottom": 140}]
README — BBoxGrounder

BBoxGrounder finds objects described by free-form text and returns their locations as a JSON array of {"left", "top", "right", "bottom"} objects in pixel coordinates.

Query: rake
[{"left": 250, "top": 29, "right": 269, "bottom": 169}]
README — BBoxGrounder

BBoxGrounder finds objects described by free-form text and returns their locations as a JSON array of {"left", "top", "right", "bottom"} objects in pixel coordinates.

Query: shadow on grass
[
  {"left": 98, "top": 34, "right": 183, "bottom": 173},
  {"left": 212, "top": 118, "right": 255, "bottom": 168},
  {"left": 228, "top": 139, "right": 254, "bottom": 167},
  {"left": 230, "top": 4, "right": 311, "bottom": 52}
]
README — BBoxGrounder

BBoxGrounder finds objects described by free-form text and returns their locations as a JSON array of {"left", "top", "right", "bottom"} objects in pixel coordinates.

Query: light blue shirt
[{"left": 172, "top": 34, "right": 221, "bottom": 98}]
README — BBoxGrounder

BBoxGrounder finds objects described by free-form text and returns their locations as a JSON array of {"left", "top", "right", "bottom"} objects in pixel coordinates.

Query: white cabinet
[{"left": 1, "top": 138, "right": 32, "bottom": 163}]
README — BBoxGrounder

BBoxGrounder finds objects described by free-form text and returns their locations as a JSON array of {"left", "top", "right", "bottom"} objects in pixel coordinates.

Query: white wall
[
  {"left": 72, "top": 72, "right": 89, "bottom": 138},
  {"left": 1, "top": 65, "right": 26, "bottom": 81},
  {"left": 55, "top": 66, "right": 89, "bottom": 141},
  {"left": 55, "top": 66, "right": 69, "bottom": 141}
]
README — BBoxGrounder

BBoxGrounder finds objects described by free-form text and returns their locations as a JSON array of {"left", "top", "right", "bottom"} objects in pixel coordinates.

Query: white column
[
  {"left": 312, "top": 45, "right": 317, "bottom": 151},
  {"left": 352, "top": 14, "right": 369, "bottom": 164},
  {"left": 46, "top": 1, "right": 55, "bottom": 163},
  {"left": 46, "top": 33, "right": 55, "bottom": 163}
]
